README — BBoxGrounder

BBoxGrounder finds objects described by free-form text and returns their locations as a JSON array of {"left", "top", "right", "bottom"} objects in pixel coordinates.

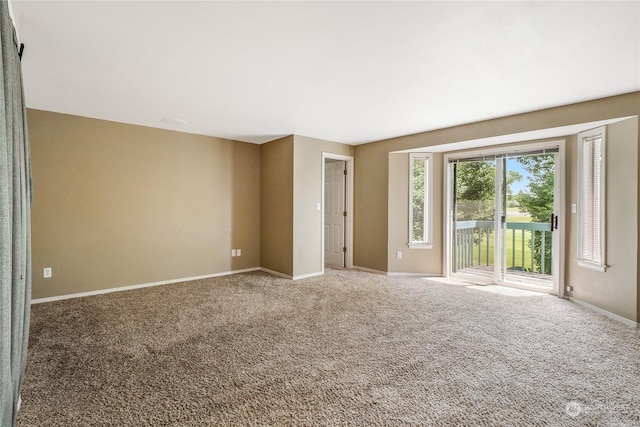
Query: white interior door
[{"left": 324, "top": 160, "right": 345, "bottom": 267}]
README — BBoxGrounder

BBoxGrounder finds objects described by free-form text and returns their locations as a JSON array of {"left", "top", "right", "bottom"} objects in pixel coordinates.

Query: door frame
[
  {"left": 443, "top": 140, "right": 566, "bottom": 296},
  {"left": 321, "top": 153, "right": 354, "bottom": 273}
]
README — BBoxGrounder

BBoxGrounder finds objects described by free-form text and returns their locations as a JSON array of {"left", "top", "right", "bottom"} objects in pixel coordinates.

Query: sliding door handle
[{"left": 550, "top": 213, "right": 558, "bottom": 231}]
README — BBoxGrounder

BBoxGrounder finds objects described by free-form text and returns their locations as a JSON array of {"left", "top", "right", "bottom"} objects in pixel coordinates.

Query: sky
[{"left": 507, "top": 158, "right": 530, "bottom": 195}]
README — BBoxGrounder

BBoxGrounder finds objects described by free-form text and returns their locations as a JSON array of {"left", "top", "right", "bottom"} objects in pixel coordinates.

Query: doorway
[
  {"left": 322, "top": 153, "right": 354, "bottom": 271},
  {"left": 324, "top": 159, "right": 346, "bottom": 267},
  {"left": 445, "top": 143, "right": 564, "bottom": 294}
]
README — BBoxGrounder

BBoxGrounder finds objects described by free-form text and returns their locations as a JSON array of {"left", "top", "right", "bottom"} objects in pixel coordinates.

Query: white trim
[
  {"left": 555, "top": 140, "right": 567, "bottom": 297},
  {"left": 259, "top": 267, "right": 293, "bottom": 279},
  {"left": 443, "top": 157, "right": 454, "bottom": 278},
  {"left": 408, "top": 244, "right": 433, "bottom": 250},
  {"left": 292, "top": 271, "right": 323, "bottom": 280},
  {"left": 577, "top": 126, "right": 607, "bottom": 269},
  {"left": 408, "top": 152, "right": 433, "bottom": 246},
  {"left": 260, "top": 269, "right": 322, "bottom": 280},
  {"left": 31, "top": 267, "right": 261, "bottom": 304},
  {"left": 353, "top": 267, "right": 442, "bottom": 277},
  {"left": 387, "top": 272, "right": 442, "bottom": 277},
  {"left": 445, "top": 140, "right": 566, "bottom": 160},
  {"left": 576, "top": 260, "right": 607, "bottom": 272},
  {"left": 495, "top": 156, "right": 504, "bottom": 284},
  {"left": 321, "top": 153, "right": 354, "bottom": 273},
  {"left": 352, "top": 265, "right": 387, "bottom": 275},
  {"left": 569, "top": 297, "right": 638, "bottom": 328}
]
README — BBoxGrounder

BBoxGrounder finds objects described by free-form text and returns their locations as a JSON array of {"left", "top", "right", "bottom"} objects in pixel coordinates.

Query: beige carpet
[{"left": 17, "top": 269, "right": 640, "bottom": 426}]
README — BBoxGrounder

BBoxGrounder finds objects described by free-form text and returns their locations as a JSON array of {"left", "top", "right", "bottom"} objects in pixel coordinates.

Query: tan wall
[
  {"left": 260, "top": 136, "right": 294, "bottom": 276},
  {"left": 29, "top": 109, "right": 261, "bottom": 299},
  {"left": 387, "top": 153, "right": 443, "bottom": 274},
  {"left": 356, "top": 92, "right": 640, "bottom": 321},
  {"left": 566, "top": 118, "right": 638, "bottom": 321},
  {"left": 354, "top": 142, "right": 389, "bottom": 271},
  {"left": 293, "top": 135, "right": 354, "bottom": 277},
  {"left": 28, "top": 92, "right": 640, "bottom": 322}
]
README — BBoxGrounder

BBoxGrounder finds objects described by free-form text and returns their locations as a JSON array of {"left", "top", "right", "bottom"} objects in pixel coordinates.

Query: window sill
[
  {"left": 577, "top": 260, "right": 607, "bottom": 272},
  {"left": 408, "top": 244, "right": 433, "bottom": 250}
]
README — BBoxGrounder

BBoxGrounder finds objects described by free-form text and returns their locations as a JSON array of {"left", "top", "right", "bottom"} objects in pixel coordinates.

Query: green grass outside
[
  {"left": 457, "top": 213, "right": 548, "bottom": 272},
  {"left": 469, "top": 229, "right": 536, "bottom": 271}
]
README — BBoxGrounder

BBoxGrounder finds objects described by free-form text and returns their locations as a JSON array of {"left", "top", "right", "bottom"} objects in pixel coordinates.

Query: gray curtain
[{"left": 0, "top": 1, "right": 32, "bottom": 426}]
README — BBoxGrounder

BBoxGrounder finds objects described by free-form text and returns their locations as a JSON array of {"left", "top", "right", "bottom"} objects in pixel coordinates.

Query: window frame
[
  {"left": 408, "top": 153, "right": 433, "bottom": 249},
  {"left": 577, "top": 126, "right": 607, "bottom": 272}
]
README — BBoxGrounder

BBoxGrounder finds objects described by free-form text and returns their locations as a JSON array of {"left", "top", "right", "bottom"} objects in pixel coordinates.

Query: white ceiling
[{"left": 11, "top": 1, "right": 640, "bottom": 145}]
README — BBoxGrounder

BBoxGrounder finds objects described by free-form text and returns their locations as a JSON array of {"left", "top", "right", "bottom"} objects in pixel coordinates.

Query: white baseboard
[
  {"left": 569, "top": 297, "right": 639, "bottom": 328},
  {"left": 258, "top": 268, "right": 323, "bottom": 281},
  {"left": 259, "top": 268, "right": 293, "bottom": 279},
  {"left": 352, "top": 265, "right": 387, "bottom": 275},
  {"left": 31, "top": 267, "right": 261, "bottom": 304},
  {"left": 387, "top": 272, "right": 443, "bottom": 277},
  {"left": 352, "top": 266, "right": 440, "bottom": 277},
  {"left": 292, "top": 272, "right": 323, "bottom": 280}
]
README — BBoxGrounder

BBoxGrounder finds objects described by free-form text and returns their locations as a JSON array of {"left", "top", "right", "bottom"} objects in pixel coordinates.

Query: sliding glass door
[
  {"left": 499, "top": 153, "right": 557, "bottom": 288},
  {"left": 452, "top": 158, "right": 497, "bottom": 283},
  {"left": 450, "top": 148, "right": 560, "bottom": 291}
]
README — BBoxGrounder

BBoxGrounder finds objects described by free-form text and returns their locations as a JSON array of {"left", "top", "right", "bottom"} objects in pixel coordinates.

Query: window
[
  {"left": 577, "top": 126, "right": 606, "bottom": 271},
  {"left": 409, "top": 153, "right": 432, "bottom": 248}
]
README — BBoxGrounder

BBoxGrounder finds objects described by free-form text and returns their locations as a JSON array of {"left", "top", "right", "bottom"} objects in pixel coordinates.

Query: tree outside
[
  {"left": 515, "top": 154, "right": 555, "bottom": 274},
  {"left": 455, "top": 161, "right": 495, "bottom": 221},
  {"left": 454, "top": 155, "right": 554, "bottom": 274},
  {"left": 411, "top": 158, "right": 425, "bottom": 243}
]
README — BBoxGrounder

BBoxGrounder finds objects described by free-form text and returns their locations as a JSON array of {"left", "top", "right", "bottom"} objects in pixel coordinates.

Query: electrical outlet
[
  {"left": 231, "top": 249, "right": 237, "bottom": 257},
  {"left": 43, "top": 268, "right": 52, "bottom": 278},
  {"left": 566, "top": 285, "right": 573, "bottom": 293},
  {"left": 237, "top": 249, "right": 242, "bottom": 256},
  {"left": 396, "top": 251, "right": 402, "bottom": 259}
]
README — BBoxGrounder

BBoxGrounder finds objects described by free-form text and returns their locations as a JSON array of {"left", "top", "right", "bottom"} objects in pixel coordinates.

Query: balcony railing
[{"left": 455, "top": 220, "right": 551, "bottom": 273}]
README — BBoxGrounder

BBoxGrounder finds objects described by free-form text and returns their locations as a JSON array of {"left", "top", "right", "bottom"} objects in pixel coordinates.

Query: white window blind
[{"left": 578, "top": 127, "right": 606, "bottom": 270}]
